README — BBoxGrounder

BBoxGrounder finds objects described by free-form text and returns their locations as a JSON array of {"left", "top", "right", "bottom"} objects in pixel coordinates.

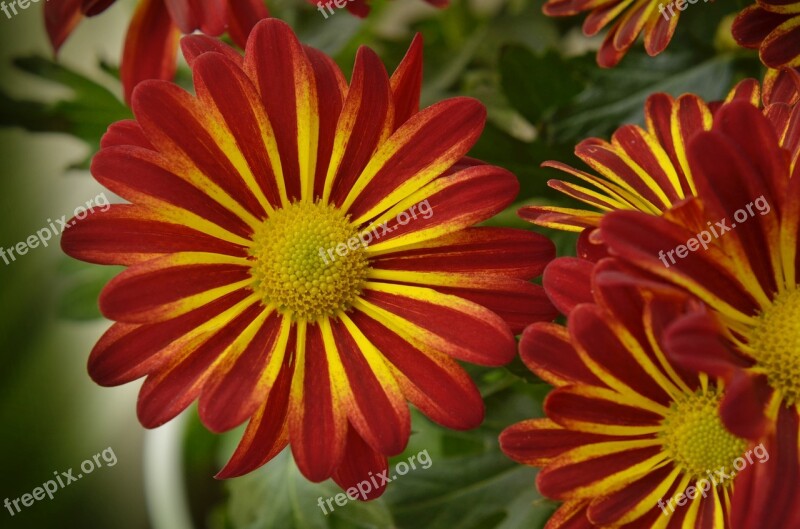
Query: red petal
[
  {"left": 732, "top": 6, "right": 787, "bottom": 48},
  {"left": 330, "top": 319, "right": 410, "bottom": 456},
  {"left": 719, "top": 371, "right": 773, "bottom": 440},
  {"left": 132, "top": 79, "right": 271, "bottom": 220},
  {"left": 180, "top": 35, "right": 243, "bottom": 68},
  {"left": 304, "top": 46, "right": 347, "bottom": 199},
  {"left": 225, "top": 0, "right": 269, "bottom": 49},
  {"left": 327, "top": 47, "right": 393, "bottom": 208},
  {"left": 136, "top": 300, "right": 262, "bottom": 428},
  {"left": 331, "top": 425, "right": 389, "bottom": 500},
  {"left": 537, "top": 444, "right": 663, "bottom": 499},
  {"left": 192, "top": 52, "right": 287, "bottom": 210},
  {"left": 374, "top": 227, "right": 554, "bottom": 279},
  {"left": 359, "top": 284, "right": 516, "bottom": 366},
  {"left": 45, "top": 0, "right": 84, "bottom": 52},
  {"left": 501, "top": 418, "right": 621, "bottom": 465},
  {"left": 61, "top": 205, "right": 248, "bottom": 266},
  {"left": 216, "top": 360, "right": 294, "bottom": 478},
  {"left": 390, "top": 34, "right": 423, "bottom": 129},
  {"left": 99, "top": 255, "right": 250, "bottom": 323},
  {"left": 730, "top": 408, "right": 800, "bottom": 529},
  {"left": 288, "top": 323, "right": 346, "bottom": 482},
  {"left": 164, "top": 0, "right": 226, "bottom": 35},
  {"left": 543, "top": 257, "right": 594, "bottom": 316},
  {"left": 88, "top": 289, "right": 250, "bottom": 386},
  {"left": 121, "top": 0, "right": 181, "bottom": 104},
  {"left": 520, "top": 322, "right": 603, "bottom": 386},
  {"left": 91, "top": 146, "right": 253, "bottom": 239},
  {"left": 344, "top": 98, "right": 486, "bottom": 221},
  {"left": 350, "top": 309, "right": 484, "bottom": 430},
  {"left": 99, "top": 120, "right": 153, "bottom": 149},
  {"left": 244, "top": 19, "right": 317, "bottom": 203},
  {"left": 199, "top": 312, "right": 287, "bottom": 432}
]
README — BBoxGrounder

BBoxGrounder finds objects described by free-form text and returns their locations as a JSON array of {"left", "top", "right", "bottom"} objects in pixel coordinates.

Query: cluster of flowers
[{"left": 46, "top": 1, "right": 800, "bottom": 528}]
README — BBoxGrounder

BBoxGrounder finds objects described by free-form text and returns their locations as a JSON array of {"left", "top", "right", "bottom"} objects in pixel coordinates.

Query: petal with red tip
[
  {"left": 350, "top": 309, "right": 484, "bottom": 430},
  {"left": 356, "top": 282, "right": 516, "bottom": 366},
  {"left": 121, "top": 0, "right": 181, "bottom": 104}
]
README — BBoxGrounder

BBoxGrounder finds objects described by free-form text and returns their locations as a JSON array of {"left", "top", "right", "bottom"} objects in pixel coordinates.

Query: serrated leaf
[
  {"left": 549, "top": 52, "right": 736, "bottom": 143},
  {"left": 500, "top": 46, "right": 584, "bottom": 125}
]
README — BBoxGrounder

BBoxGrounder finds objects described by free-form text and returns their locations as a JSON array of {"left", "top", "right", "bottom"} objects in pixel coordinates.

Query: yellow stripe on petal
[
  {"left": 254, "top": 315, "right": 293, "bottom": 392},
  {"left": 670, "top": 103, "right": 713, "bottom": 196},
  {"left": 295, "top": 57, "right": 320, "bottom": 203},
  {"left": 197, "top": 101, "right": 278, "bottom": 216},
  {"left": 568, "top": 453, "right": 669, "bottom": 499},
  {"left": 141, "top": 196, "right": 254, "bottom": 248},
  {"left": 615, "top": 467, "right": 683, "bottom": 525},
  {"left": 560, "top": 438, "right": 663, "bottom": 463},
  {"left": 339, "top": 313, "right": 405, "bottom": 398},
  {"left": 318, "top": 318, "right": 350, "bottom": 405},
  {"left": 570, "top": 384, "right": 670, "bottom": 417}
]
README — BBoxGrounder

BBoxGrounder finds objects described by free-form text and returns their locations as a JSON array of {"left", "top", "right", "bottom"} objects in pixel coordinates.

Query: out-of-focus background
[
  {"left": 0, "top": 5, "right": 149, "bottom": 529},
  {"left": 0, "top": 0, "right": 759, "bottom": 528}
]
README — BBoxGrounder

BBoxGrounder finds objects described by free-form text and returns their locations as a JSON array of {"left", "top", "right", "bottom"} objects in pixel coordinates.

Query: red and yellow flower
[
  {"left": 599, "top": 100, "right": 800, "bottom": 527},
  {"left": 519, "top": 81, "right": 767, "bottom": 235},
  {"left": 501, "top": 258, "right": 757, "bottom": 529},
  {"left": 733, "top": 0, "right": 800, "bottom": 71},
  {"left": 61, "top": 20, "right": 557, "bottom": 497},
  {"left": 45, "top": 0, "right": 269, "bottom": 102},
  {"left": 542, "top": 0, "right": 683, "bottom": 68}
]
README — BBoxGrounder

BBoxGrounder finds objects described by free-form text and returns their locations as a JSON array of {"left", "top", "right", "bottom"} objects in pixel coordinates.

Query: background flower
[
  {"left": 45, "top": 0, "right": 269, "bottom": 102},
  {"left": 600, "top": 100, "right": 800, "bottom": 529},
  {"left": 733, "top": 0, "right": 800, "bottom": 71},
  {"left": 502, "top": 258, "right": 756, "bottom": 529}
]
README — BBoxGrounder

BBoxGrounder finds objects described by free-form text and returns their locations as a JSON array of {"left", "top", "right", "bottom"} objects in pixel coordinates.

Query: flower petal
[
  {"left": 356, "top": 282, "right": 515, "bottom": 366},
  {"left": 244, "top": 19, "right": 319, "bottom": 202},
  {"left": 288, "top": 322, "right": 347, "bottom": 482},
  {"left": 121, "top": 0, "right": 181, "bottom": 104},
  {"left": 198, "top": 312, "right": 291, "bottom": 432},
  {"left": 215, "top": 360, "right": 294, "bottom": 478},
  {"left": 350, "top": 309, "right": 484, "bottom": 430},
  {"left": 342, "top": 98, "right": 486, "bottom": 221}
]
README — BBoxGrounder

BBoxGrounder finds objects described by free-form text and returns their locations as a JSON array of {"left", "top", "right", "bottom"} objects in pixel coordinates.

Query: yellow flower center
[
  {"left": 750, "top": 286, "right": 800, "bottom": 405},
  {"left": 659, "top": 388, "right": 747, "bottom": 480},
  {"left": 248, "top": 201, "right": 369, "bottom": 321}
]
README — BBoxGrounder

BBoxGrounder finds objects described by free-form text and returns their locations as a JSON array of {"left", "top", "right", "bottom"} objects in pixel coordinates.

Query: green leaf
[
  {"left": 549, "top": 51, "right": 736, "bottom": 143},
  {"left": 0, "top": 56, "right": 131, "bottom": 168},
  {"left": 220, "top": 450, "right": 394, "bottom": 529},
  {"left": 499, "top": 46, "right": 584, "bottom": 125},
  {"left": 56, "top": 258, "right": 122, "bottom": 321}
]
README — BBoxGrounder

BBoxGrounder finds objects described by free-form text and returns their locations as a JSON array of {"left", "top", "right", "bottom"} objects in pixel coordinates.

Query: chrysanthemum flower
[
  {"left": 733, "top": 0, "right": 800, "bottom": 71},
  {"left": 501, "top": 258, "right": 757, "bottom": 528},
  {"left": 542, "top": 0, "right": 684, "bottom": 68},
  {"left": 61, "top": 19, "right": 557, "bottom": 497},
  {"left": 519, "top": 81, "right": 766, "bottom": 238},
  {"left": 599, "top": 100, "right": 800, "bottom": 527},
  {"left": 45, "top": 0, "right": 269, "bottom": 102}
]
